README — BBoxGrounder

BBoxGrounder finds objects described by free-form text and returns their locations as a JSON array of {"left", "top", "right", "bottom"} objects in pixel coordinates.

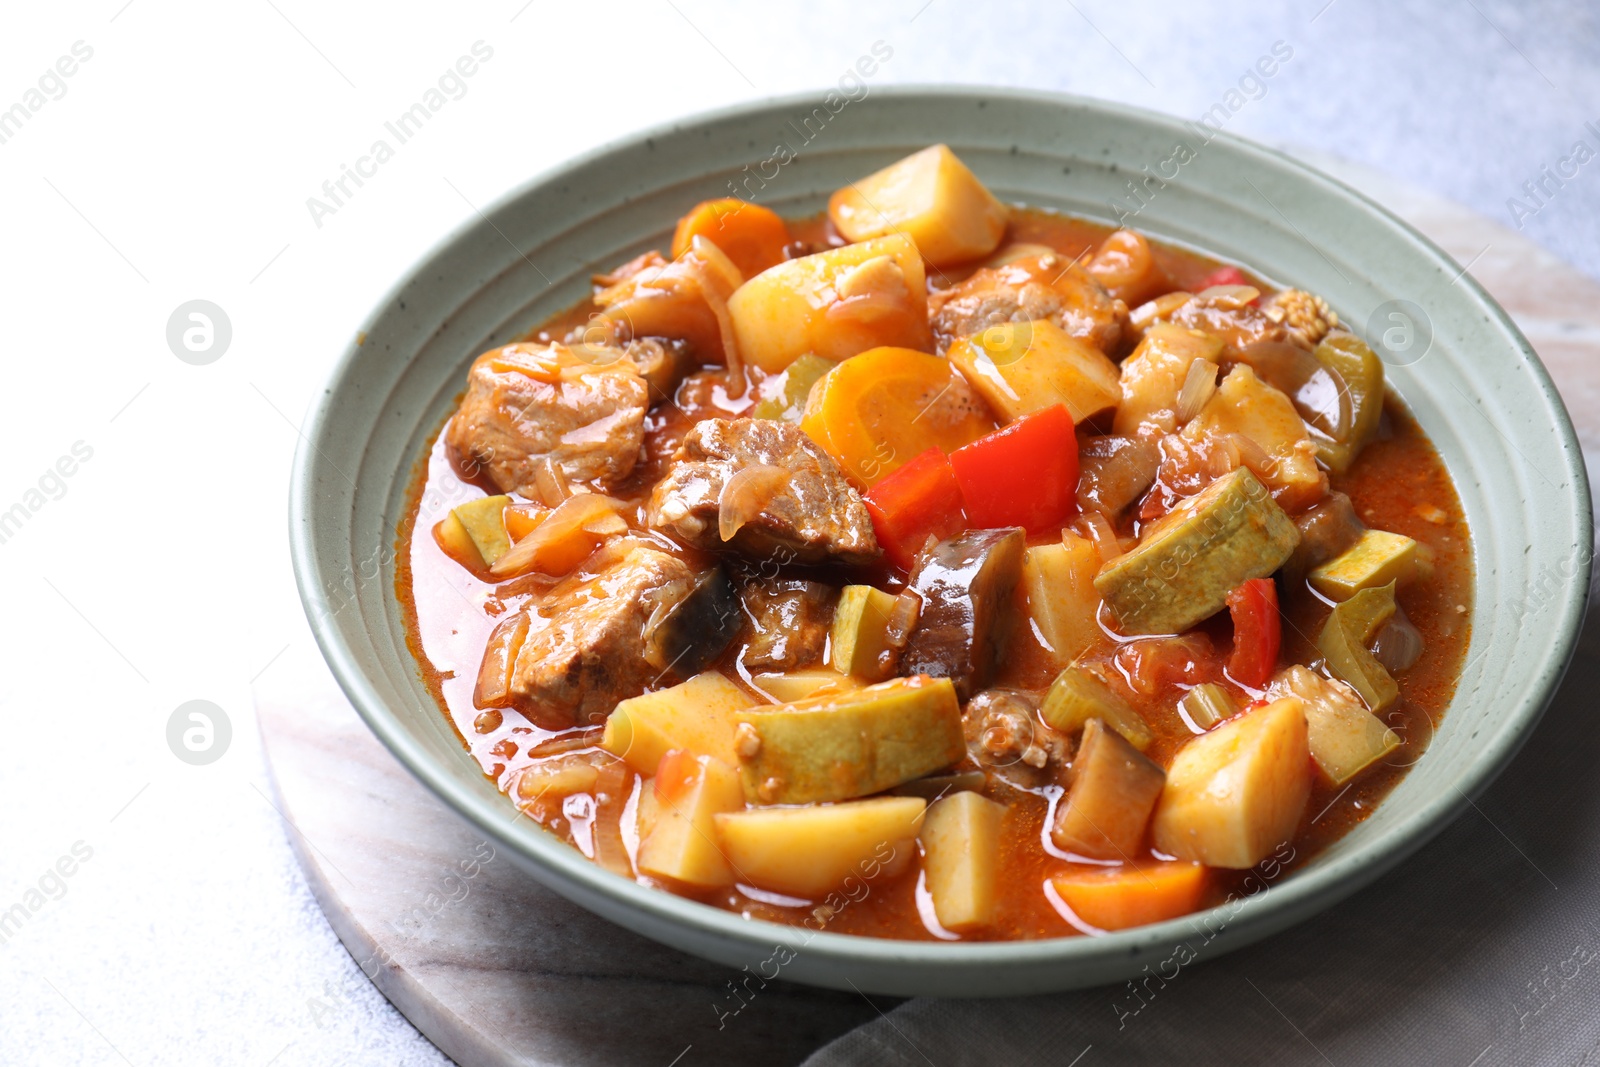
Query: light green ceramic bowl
[{"left": 290, "top": 88, "right": 1592, "bottom": 997}]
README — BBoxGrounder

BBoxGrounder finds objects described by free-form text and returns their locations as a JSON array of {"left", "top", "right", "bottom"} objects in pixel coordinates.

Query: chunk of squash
[
  {"left": 1150, "top": 697, "right": 1312, "bottom": 869},
  {"left": 714, "top": 796, "right": 925, "bottom": 898},
  {"left": 1051, "top": 718, "right": 1166, "bottom": 860},
  {"left": 1021, "top": 535, "right": 1104, "bottom": 666},
  {"left": 1094, "top": 467, "right": 1300, "bottom": 636},
  {"left": 947, "top": 319, "right": 1120, "bottom": 424},
  {"left": 749, "top": 668, "right": 860, "bottom": 704},
  {"left": 600, "top": 670, "right": 755, "bottom": 774},
  {"left": 920, "top": 791, "right": 1005, "bottom": 931},
  {"left": 827, "top": 145, "right": 1008, "bottom": 267},
  {"left": 1051, "top": 862, "right": 1209, "bottom": 931},
  {"left": 830, "top": 585, "right": 907, "bottom": 681},
  {"left": 1308, "top": 529, "right": 1418, "bottom": 601},
  {"left": 734, "top": 676, "right": 964, "bottom": 804},
  {"left": 637, "top": 751, "right": 746, "bottom": 888},
  {"left": 727, "top": 234, "right": 932, "bottom": 373}
]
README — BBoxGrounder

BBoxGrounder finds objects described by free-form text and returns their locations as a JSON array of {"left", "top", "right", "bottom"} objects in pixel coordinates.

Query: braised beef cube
[
  {"left": 1287, "top": 491, "right": 1366, "bottom": 579},
  {"left": 928, "top": 255, "right": 1128, "bottom": 356},
  {"left": 1077, "top": 435, "right": 1161, "bottom": 516},
  {"left": 737, "top": 578, "right": 836, "bottom": 671},
  {"left": 446, "top": 343, "right": 649, "bottom": 494},
  {"left": 901, "top": 528, "right": 1026, "bottom": 699},
  {"left": 646, "top": 417, "right": 880, "bottom": 565},
  {"left": 509, "top": 545, "right": 736, "bottom": 729}
]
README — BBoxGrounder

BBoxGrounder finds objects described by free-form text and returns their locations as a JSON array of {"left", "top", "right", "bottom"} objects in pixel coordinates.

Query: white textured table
[{"left": 256, "top": 153, "right": 1600, "bottom": 1066}]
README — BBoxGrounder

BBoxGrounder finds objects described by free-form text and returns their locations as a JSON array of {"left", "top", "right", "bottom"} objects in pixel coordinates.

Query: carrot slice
[
  {"left": 799, "top": 347, "right": 995, "bottom": 489},
  {"left": 1050, "top": 861, "right": 1209, "bottom": 931},
  {"left": 671, "top": 198, "right": 791, "bottom": 280}
]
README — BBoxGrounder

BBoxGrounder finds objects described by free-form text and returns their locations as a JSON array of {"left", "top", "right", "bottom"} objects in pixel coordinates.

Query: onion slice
[{"left": 717, "top": 464, "right": 790, "bottom": 542}]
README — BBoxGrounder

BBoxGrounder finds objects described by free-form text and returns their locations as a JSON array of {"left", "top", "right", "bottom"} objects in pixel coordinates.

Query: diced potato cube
[
  {"left": 1021, "top": 535, "right": 1104, "bottom": 667},
  {"left": 1050, "top": 862, "right": 1209, "bottom": 931},
  {"left": 1052, "top": 718, "right": 1166, "bottom": 860},
  {"left": 830, "top": 585, "right": 906, "bottom": 681},
  {"left": 1182, "top": 365, "right": 1326, "bottom": 511},
  {"left": 749, "top": 668, "right": 860, "bottom": 704},
  {"left": 920, "top": 791, "right": 1005, "bottom": 930},
  {"left": 1114, "top": 324, "right": 1224, "bottom": 435},
  {"left": 948, "top": 319, "right": 1120, "bottom": 424},
  {"left": 1309, "top": 529, "right": 1419, "bottom": 601},
  {"left": 828, "top": 144, "right": 1008, "bottom": 267},
  {"left": 714, "top": 796, "right": 925, "bottom": 897},
  {"left": 727, "top": 234, "right": 931, "bottom": 373},
  {"left": 1040, "top": 666, "right": 1153, "bottom": 750},
  {"left": 637, "top": 752, "right": 746, "bottom": 888},
  {"left": 1094, "top": 467, "right": 1300, "bottom": 636},
  {"left": 452, "top": 495, "right": 512, "bottom": 566},
  {"left": 601, "top": 671, "right": 754, "bottom": 774},
  {"left": 735, "top": 676, "right": 964, "bottom": 804},
  {"left": 1151, "top": 698, "right": 1312, "bottom": 869},
  {"left": 1269, "top": 666, "right": 1400, "bottom": 785}
]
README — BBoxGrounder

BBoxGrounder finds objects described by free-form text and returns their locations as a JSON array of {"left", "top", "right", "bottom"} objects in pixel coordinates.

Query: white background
[{"left": 0, "top": 1, "right": 1593, "bottom": 1064}]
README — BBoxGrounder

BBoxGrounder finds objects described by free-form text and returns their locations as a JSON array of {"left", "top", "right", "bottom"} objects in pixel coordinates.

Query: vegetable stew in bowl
[{"left": 400, "top": 144, "right": 1470, "bottom": 941}]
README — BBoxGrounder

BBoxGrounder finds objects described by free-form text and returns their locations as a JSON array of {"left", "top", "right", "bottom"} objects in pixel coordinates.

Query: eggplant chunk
[
  {"left": 1077, "top": 436, "right": 1161, "bottom": 517},
  {"left": 642, "top": 565, "right": 741, "bottom": 679},
  {"left": 1095, "top": 467, "right": 1299, "bottom": 636},
  {"left": 734, "top": 676, "right": 965, "bottom": 804},
  {"left": 901, "top": 528, "right": 1027, "bottom": 699},
  {"left": 1052, "top": 718, "right": 1166, "bottom": 860}
]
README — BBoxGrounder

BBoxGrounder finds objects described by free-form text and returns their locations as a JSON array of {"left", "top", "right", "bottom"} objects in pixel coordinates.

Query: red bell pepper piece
[
  {"left": 1225, "top": 578, "right": 1281, "bottom": 689},
  {"left": 1197, "top": 265, "right": 1250, "bottom": 290},
  {"left": 862, "top": 447, "right": 967, "bottom": 571},
  {"left": 948, "top": 405, "right": 1079, "bottom": 533}
]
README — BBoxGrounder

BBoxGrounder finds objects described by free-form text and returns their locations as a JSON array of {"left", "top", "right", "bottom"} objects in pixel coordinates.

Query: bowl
[{"left": 289, "top": 87, "right": 1592, "bottom": 997}]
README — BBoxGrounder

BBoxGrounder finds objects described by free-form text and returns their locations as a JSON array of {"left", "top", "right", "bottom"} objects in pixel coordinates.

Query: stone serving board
[{"left": 257, "top": 151, "right": 1600, "bottom": 1067}]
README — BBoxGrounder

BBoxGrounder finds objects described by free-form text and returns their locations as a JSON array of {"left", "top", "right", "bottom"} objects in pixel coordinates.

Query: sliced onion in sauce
[
  {"left": 717, "top": 464, "right": 790, "bottom": 542},
  {"left": 1234, "top": 341, "right": 1352, "bottom": 441},
  {"left": 1372, "top": 609, "right": 1425, "bottom": 673},
  {"left": 1175, "top": 358, "right": 1219, "bottom": 424}
]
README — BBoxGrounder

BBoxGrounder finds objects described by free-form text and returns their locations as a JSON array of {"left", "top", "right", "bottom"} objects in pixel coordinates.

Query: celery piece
[
  {"left": 1040, "top": 666, "right": 1153, "bottom": 751},
  {"left": 1179, "top": 683, "right": 1238, "bottom": 731}
]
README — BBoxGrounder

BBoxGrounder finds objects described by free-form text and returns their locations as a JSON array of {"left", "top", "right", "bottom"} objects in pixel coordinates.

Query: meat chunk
[
  {"left": 646, "top": 418, "right": 880, "bottom": 565},
  {"left": 446, "top": 342, "right": 648, "bottom": 495},
  {"left": 509, "top": 544, "right": 738, "bottom": 729},
  {"left": 963, "top": 687, "right": 1067, "bottom": 791},
  {"left": 901, "top": 528, "right": 1026, "bottom": 699},
  {"left": 736, "top": 578, "right": 836, "bottom": 671},
  {"left": 928, "top": 253, "right": 1128, "bottom": 356}
]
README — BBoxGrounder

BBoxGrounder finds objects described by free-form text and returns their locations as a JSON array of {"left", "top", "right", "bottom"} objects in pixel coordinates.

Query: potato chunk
[
  {"left": 637, "top": 752, "right": 745, "bottom": 888},
  {"left": 1151, "top": 698, "right": 1312, "bottom": 869},
  {"left": 1182, "top": 364, "right": 1327, "bottom": 511},
  {"left": 714, "top": 796, "right": 925, "bottom": 897},
  {"left": 920, "top": 791, "right": 1005, "bottom": 930},
  {"left": 734, "top": 676, "right": 964, "bottom": 804},
  {"left": 727, "top": 234, "right": 931, "bottom": 373},
  {"left": 1052, "top": 718, "right": 1166, "bottom": 860},
  {"left": 1021, "top": 535, "right": 1104, "bottom": 666},
  {"left": 947, "top": 319, "right": 1120, "bottom": 424},
  {"left": 828, "top": 145, "right": 1008, "bottom": 267},
  {"left": 600, "top": 671, "right": 754, "bottom": 774},
  {"left": 1114, "top": 324, "right": 1224, "bottom": 435}
]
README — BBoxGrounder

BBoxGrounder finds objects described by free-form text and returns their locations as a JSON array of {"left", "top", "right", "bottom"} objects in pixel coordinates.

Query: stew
[{"left": 398, "top": 144, "right": 1472, "bottom": 940}]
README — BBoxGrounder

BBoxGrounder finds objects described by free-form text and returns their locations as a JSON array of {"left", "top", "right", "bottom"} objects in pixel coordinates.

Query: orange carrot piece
[
  {"left": 671, "top": 198, "right": 790, "bottom": 280},
  {"left": 1051, "top": 861, "right": 1209, "bottom": 931}
]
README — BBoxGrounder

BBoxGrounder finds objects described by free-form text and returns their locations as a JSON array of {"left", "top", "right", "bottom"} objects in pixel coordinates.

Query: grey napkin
[{"left": 806, "top": 603, "right": 1600, "bottom": 1067}]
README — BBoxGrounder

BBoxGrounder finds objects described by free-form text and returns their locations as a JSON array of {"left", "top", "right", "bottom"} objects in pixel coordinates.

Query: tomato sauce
[{"left": 395, "top": 209, "right": 1473, "bottom": 942}]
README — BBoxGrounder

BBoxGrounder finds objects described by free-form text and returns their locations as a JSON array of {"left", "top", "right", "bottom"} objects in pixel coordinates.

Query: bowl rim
[{"left": 289, "top": 84, "right": 1594, "bottom": 981}]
